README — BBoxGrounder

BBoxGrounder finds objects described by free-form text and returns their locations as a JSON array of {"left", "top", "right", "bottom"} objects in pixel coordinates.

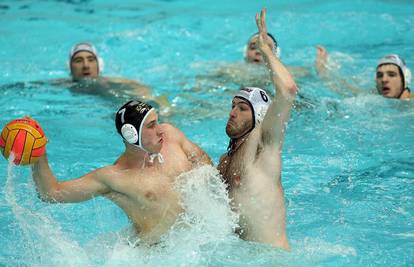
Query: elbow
[
  {"left": 37, "top": 191, "right": 60, "bottom": 203},
  {"left": 279, "top": 82, "right": 298, "bottom": 101},
  {"left": 287, "top": 82, "right": 298, "bottom": 96},
  {"left": 36, "top": 185, "right": 62, "bottom": 203}
]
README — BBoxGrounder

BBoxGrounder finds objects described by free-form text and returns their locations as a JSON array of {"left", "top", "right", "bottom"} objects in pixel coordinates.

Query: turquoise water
[{"left": 1, "top": 1, "right": 414, "bottom": 266}]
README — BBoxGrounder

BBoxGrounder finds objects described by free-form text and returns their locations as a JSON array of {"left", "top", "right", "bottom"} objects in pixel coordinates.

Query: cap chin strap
[
  {"left": 134, "top": 144, "right": 164, "bottom": 164},
  {"left": 148, "top": 153, "right": 164, "bottom": 164},
  {"left": 129, "top": 142, "right": 164, "bottom": 164},
  {"left": 227, "top": 127, "right": 254, "bottom": 156}
]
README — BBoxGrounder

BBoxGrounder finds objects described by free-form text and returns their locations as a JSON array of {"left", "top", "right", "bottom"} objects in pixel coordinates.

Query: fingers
[
  {"left": 261, "top": 8, "right": 266, "bottom": 30},
  {"left": 316, "top": 45, "right": 327, "bottom": 54},
  {"left": 257, "top": 8, "right": 267, "bottom": 34}
]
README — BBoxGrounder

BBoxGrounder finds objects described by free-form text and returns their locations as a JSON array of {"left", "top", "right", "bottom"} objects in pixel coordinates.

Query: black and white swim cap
[
  {"left": 234, "top": 87, "right": 271, "bottom": 129},
  {"left": 68, "top": 42, "right": 105, "bottom": 74},
  {"left": 115, "top": 100, "right": 154, "bottom": 150},
  {"left": 377, "top": 54, "right": 411, "bottom": 89}
]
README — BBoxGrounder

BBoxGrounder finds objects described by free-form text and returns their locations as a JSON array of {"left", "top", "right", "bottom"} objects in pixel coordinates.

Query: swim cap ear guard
[
  {"left": 67, "top": 42, "right": 105, "bottom": 75},
  {"left": 244, "top": 32, "right": 281, "bottom": 60},
  {"left": 120, "top": 124, "right": 139, "bottom": 144},
  {"left": 234, "top": 87, "right": 272, "bottom": 129},
  {"left": 377, "top": 54, "right": 411, "bottom": 90}
]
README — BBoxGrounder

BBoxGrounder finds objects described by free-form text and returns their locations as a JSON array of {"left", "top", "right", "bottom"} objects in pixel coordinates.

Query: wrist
[{"left": 260, "top": 47, "right": 275, "bottom": 59}]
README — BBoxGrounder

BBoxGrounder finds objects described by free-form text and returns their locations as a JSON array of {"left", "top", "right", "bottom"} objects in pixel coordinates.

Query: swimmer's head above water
[
  {"left": 244, "top": 32, "right": 280, "bottom": 64},
  {"left": 69, "top": 42, "right": 104, "bottom": 81},
  {"left": 115, "top": 100, "right": 164, "bottom": 161},
  {"left": 226, "top": 87, "right": 271, "bottom": 141},
  {"left": 376, "top": 54, "right": 412, "bottom": 99}
]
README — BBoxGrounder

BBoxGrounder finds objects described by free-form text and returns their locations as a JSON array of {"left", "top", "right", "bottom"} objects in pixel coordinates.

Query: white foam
[
  {"left": 3, "top": 164, "right": 238, "bottom": 267},
  {"left": 4, "top": 157, "right": 90, "bottom": 267}
]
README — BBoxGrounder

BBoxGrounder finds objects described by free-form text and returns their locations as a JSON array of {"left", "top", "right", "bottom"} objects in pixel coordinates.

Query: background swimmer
[
  {"left": 192, "top": 30, "right": 325, "bottom": 92},
  {"left": 2, "top": 42, "right": 171, "bottom": 115},
  {"left": 63, "top": 43, "right": 170, "bottom": 112},
  {"left": 316, "top": 46, "right": 413, "bottom": 99}
]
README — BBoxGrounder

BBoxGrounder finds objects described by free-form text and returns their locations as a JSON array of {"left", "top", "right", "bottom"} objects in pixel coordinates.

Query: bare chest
[
  {"left": 104, "top": 146, "right": 192, "bottom": 227},
  {"left": 105, "top": 170, "right": 183, "bottom": 241},
  {"left": 219, "top": 152, "right": 244, "bottom": 189},
  {"left": 218, "top": 138, "right": 280, "bottom": 195}
]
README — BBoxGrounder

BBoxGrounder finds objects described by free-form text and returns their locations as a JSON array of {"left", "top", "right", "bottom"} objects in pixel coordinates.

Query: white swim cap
[
  {"left": 234, "top": 87, "right": 271, "bottom": 128},
  {"left": 244, "top": 32, "right": 281, "bottom": 60},
  {"left": 68, "top": 42, "right": 105, "bottom": 74},
  {"left": 377, "top": 54, "right": 411, "bottom": 89}
]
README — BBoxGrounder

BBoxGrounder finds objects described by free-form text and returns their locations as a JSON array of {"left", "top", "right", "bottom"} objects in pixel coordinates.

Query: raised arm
[
  {"left": 315, "top": 45, "right": 363, "bottom": 96},
  {"left": 256, "top": 8, "right": 298, "bottom": 149},
  {"left": 31, "top": 154, "right": 110, "bottom": 203}
]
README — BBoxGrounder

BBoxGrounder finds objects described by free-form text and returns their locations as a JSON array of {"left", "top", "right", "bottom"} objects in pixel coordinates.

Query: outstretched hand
[
  {"left": 315, "top": 45, "right": 329, "bottom": 76},
  {"left": 255, "top": 8, "right": 272, "bottom": 55}
]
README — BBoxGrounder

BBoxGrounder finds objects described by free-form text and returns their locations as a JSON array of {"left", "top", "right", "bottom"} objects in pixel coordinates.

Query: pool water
[{"left": 0, "top": 1, "right": 413, "bottom": 266}]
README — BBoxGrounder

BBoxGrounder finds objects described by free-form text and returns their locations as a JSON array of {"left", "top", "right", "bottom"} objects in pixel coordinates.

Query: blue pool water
[{"left": 1, "top": 1, "right": 413, "bottom": 266}]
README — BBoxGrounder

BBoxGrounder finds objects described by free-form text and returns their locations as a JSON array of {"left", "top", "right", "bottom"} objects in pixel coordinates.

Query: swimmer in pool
[
  {"left": 316, "top": 46, "right": 413, "bottom": 99},
  {"left": 192, "top": 28, "right": 324, "bottom": 92},
  {"left": 375, "top": 54, "right": 413, "bottom": 99},
  {"left": 40, "top": 42, "right": 170, "bottom": 114},
  {"left": 66, "top": 43, "right": 150, "bottom": 96},
  {"left": 217, "top": 8, "right": 297, "bottom": 250},
  {"left": 31, "top": 100, "right": 211, "bottom": 245}
]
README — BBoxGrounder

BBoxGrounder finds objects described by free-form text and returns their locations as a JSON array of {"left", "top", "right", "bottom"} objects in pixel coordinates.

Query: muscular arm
[
  {"left": 172, "top": 126, "right": 212, "bottom": 167},
  {"left": 182, "top": 138, "right": 212, "bottom": 167},
  {"left": 252, "top": 8, "right": 293, "bottom": 251},
  {"left": 31, "top": 154, "right": 110, "bottom": 203},
  {"left": 256, "top": 9, "right": 298, "bottom": 149}
]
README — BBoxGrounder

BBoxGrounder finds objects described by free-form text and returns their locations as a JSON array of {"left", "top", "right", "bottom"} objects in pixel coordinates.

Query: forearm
[
  {"left": 31, "top": 154, "right": 61, "bottom": 202},
  {"left": 189, "top": 147, "right": 213, "bottom": 167},
  {"left": 273, "top": 183, "right": 289, "bottom": 250},
  {"left": 260, "top": 49, "right": 297, "bottom": 147},
  {"left": 262, "top": 48, "right": 297, "bottom": 100},
  {"left": 199, "top": 151, "right": 213, "bottom": 166}
]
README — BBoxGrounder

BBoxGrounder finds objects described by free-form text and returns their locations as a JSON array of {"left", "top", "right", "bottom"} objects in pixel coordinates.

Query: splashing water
[
  {"left": 4, "top": 156, "right": 90, "bottom": 266},
  {"left": 3, "top": 163, "right": 241, "bottom": 267}
]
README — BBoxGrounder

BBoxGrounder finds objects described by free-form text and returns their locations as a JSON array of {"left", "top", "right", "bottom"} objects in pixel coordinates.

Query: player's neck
[
  {"left": 123, "top": 146, "right": 155, "bottom": 169},
  {"left": 227, "top": 136, "right": 248, "bottom": 156}
]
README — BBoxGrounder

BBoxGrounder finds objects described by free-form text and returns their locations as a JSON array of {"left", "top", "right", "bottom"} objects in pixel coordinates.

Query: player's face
[
  {"left": 376, "top": 64, "right": 404, "bottom": 98},
  {"left": 226, "top": 98, "right": 253, "bottom": 139},
  {"left": 141, "top": 111, "right": 163, "bottom": 153},
  {"left": 245, "top": 35, "right": 276, "bottom": 64},
  {"left": 70, "top": 51, "right": 99, "bottom": 81}
]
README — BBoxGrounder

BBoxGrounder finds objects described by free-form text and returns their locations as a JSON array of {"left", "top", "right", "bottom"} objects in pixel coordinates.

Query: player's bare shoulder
[{"left": 160, "top": 123, "right": 186, "bottom": 141}]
